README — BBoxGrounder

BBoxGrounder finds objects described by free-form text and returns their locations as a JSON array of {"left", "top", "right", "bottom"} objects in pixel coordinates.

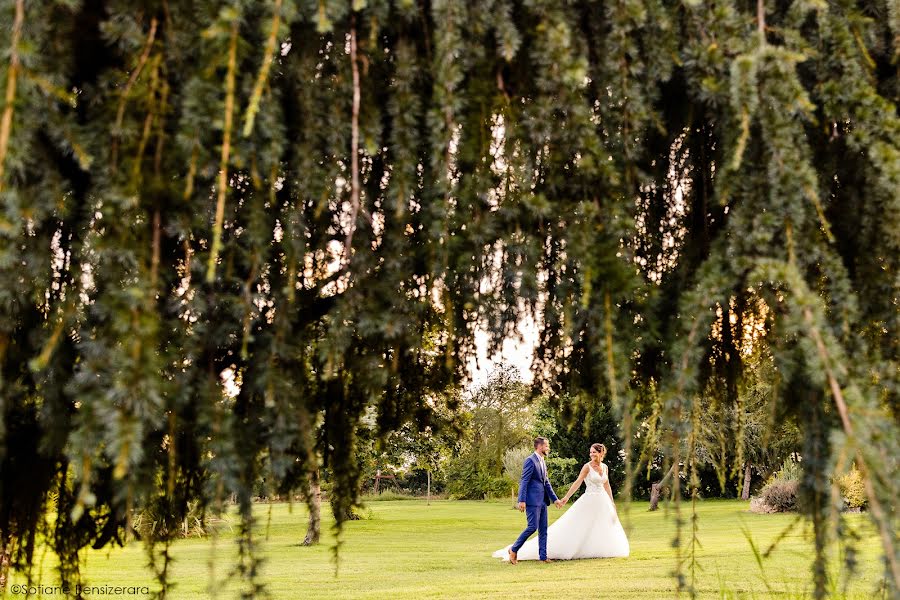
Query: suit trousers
[{"left": 511, "top": 503, "right": 549, "bottom": 560}]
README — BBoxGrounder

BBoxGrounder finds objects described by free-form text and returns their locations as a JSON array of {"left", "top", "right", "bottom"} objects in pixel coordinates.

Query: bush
[
  {"left": 132, "top": 500, "right": 221, "bottom": 539},
  {"left": 774, "top": 458, "right": 802, "bottom": 482},
  {"left": 546, "top": 456, "right": 579, "bottom": 496},
  {"left": 758, "top": 480, "right": 799, "bottom": 512},
  {"left": 837, "top": 468, "right": 867, "bottom": 510},
  {"left": 751, "top": 458, "right": 801, "bottom": 513},
  {"left": 444, "top": 458, "right": 511, "bottom": 499},
  {"left": 503, "top": 446, "right": 533, "bottom": 484}
]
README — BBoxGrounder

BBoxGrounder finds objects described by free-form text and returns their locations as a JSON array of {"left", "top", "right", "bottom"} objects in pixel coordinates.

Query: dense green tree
[
  {"left": 445, "top": 364, "right": 535, "bottom": 499},
  {"left": 532, "top": 392, "right": 625, "bottom": 500},
  {"left": 0, "top": 1, "right": 896, "bottom": 597}
]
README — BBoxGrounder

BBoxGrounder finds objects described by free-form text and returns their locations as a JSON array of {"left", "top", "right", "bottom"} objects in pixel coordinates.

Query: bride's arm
[{"left": 560, "top": 464, "right": 589, "bottom": 504}]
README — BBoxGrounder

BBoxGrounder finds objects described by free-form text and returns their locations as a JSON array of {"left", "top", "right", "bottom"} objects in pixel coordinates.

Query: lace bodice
[{"left": 584, "top": 464, "right": 607, "bottom": 494}]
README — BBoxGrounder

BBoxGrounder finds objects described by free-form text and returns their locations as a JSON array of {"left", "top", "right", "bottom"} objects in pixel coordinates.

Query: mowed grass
[{"left": 10, "top": 499, "right": 887, "bottom": 599}]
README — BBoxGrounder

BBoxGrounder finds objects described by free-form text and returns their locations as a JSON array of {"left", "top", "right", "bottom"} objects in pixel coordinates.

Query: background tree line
[{"left": 346, "top": 359, "right": 802, "bottom": 505}]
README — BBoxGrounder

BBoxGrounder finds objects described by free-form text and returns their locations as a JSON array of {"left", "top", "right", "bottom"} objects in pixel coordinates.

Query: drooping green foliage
[{"left": 0, "top": 0, "right": 897, "bottom": 598}]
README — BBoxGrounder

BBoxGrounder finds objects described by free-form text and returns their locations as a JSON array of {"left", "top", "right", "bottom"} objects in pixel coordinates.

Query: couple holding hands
[{"left": 493, "top": 437, "right": 630, "bottom": 563}]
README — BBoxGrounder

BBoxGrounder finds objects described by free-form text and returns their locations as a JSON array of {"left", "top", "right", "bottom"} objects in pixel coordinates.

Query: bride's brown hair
[{"left": 590, "top": 443, "right": 607, "bottom": 461}]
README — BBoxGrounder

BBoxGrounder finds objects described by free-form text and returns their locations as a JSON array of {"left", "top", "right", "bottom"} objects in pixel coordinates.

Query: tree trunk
[
  {"left": 302, "top": 469, "right": 321, "bottom": 546},
  {"left": 741, "top": 462, "right": 752, "bottom": 500},
  {"left": 426, "top": 469, "right": 431, "bottom": 506},
  {"left": 649, "top": 482, "right": 663, "bottom": 511},
  {"left": 649, "top": 464, "right": 677, "bottom": 511}
]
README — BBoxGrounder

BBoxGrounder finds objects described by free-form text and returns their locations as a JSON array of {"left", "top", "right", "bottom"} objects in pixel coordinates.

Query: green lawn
[{"left": 8, "top": 499, "right": 887, "bottom": 599}]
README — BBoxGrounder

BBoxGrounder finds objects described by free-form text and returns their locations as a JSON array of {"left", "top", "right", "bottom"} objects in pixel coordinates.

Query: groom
[{"left": 509, "top": 437, "right": 563, "bottom": 564}]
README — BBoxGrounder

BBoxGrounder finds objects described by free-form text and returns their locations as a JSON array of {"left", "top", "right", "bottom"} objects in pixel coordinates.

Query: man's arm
[
  {"left": 545, "top": 478, "right": 559, "bottom": 503},
  {"left": 517, "top": 459, "right": 534, "bottom": 505},
  {"left": 542, "top": 465, "right": 560, "bottom": 505}
]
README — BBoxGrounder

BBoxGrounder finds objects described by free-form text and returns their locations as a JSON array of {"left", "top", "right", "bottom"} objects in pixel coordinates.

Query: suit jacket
[{"left": 517, "top": 452, "right": 559, "bottom": 506}]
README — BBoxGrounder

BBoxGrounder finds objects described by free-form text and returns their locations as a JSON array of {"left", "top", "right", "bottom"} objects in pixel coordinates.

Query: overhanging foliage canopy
[{"left": 0, "top": 0, "right": 897, "bottom": 596}]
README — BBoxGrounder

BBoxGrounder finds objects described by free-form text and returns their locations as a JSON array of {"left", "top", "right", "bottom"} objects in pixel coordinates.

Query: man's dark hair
[{"left": 533, "top": 436, "right": 548, "bottom": 449}]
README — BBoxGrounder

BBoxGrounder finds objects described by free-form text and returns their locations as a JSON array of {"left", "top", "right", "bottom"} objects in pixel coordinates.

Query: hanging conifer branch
[
  {"left": 132, "top": 54, "right": 162, "bottom": 184},
  {"left": 757, "top": 0, "right": 766, "bottom": 43},
  {"left": 151, "top": 208, "right": 161, "bottom": 290},
  {"left": 183, "top": 139, "right": 198, "bottom": 201},
  {"left": 0, "top": 2, "right": 896, "bottom": 595},
  {"left": 0, "top": 0, "right": 24, "bottom": 194},
  {"left": 801, "top": 305, "right": 900, "bottom": 586},
  {"left": 207, "top": 18, "right": 239, "bottom": 283},
  {"left": 343, "top": 13, "right": 362, "bottom": 264},
  {"left": 243, "top": 0, "right": 283, "bottom": 137},
  {"left": 111, "top": 17, "right": 158, "bottom": 173}
]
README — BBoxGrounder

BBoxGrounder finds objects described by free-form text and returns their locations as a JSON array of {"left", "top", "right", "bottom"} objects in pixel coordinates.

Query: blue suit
[{"left": 511, "top": 453, "right": 559, "bottom": 560}]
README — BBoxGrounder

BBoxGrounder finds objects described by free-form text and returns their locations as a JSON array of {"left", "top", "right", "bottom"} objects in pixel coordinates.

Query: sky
[{"left": 465, "top": 316, "right": 538, "bottom": 389}]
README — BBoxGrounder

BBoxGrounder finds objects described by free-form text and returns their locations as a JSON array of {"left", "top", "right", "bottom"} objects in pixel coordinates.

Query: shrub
[
  {"left": 751, "top": 458, "right": 801, "bottom": 513},
  {"left": 774, "top": 458, "right": 802, "bottom": 482},
  {"left": 836, "top": 468, "right": 867, "bottom": 510},
  {"left": 749, "top": 496, "right": 777, "bottom": 514},
  {"left": 444, "top": 458, "right": 511, "bottom": 499},
  {"left": 132, "top": 500, "right": 222, "bottom": 539},
  {"left": 758, "top": 479, "right": 799, "bottom": 512},
  {"left": 503, "top": 446, "right": 533, "bottom": 484},
  {"left": 546, "top": 456, "right": 580, "bottom": 495}
]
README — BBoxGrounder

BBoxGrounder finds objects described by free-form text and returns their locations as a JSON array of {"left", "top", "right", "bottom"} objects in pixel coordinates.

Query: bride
[{"left": 493, "top": 443, "right": 630, "bottom": 561}]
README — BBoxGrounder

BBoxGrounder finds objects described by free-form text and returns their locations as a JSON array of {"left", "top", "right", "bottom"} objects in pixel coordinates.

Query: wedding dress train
[{"left": 493, "top": 465, "right": 630, "bottom": 561}]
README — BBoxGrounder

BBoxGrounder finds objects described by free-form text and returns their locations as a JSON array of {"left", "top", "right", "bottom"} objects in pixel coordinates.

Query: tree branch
[
  {"left": 111, "top": 17, "right": 158, "bottom": 173},
  {"left": 343, "top": 14, "right": 362, "bottom": 264},
  {"left": 0, "top": 0, "right": 25, "bottom": 194},
  {"left": 206, "top": 19, "right": 239, "bottom": 283},
  {"left": 757, "top": 0, "right": 765, "bottom": 44},
  {"left": 243, "top": 0, "right": 283, "bottom": 137},
  {"left": 802, "top": 306, "right": 900, "bottom": 587}
]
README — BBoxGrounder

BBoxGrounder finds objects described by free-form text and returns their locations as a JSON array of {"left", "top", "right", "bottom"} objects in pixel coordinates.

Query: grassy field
[{"left": 8, "top": 499, "right": 888, "bottom": 599}]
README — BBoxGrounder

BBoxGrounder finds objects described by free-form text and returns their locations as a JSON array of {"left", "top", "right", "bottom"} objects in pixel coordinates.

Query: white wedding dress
[{"left": 492, "top": 464, "right": 630, "bottom": 561}]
